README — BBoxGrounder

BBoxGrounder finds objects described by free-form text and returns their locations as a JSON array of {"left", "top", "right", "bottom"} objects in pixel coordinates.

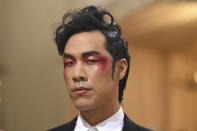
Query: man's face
[{"left": 63, "top": 31, "right": 120, "bottom": 111}]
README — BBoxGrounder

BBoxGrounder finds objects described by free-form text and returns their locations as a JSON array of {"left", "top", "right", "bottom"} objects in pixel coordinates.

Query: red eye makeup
[
  {"left": 63, "top": 51, "right": 112, "bottom": 77},
  {"left": 82, "top": 55, "right": 111, "bottom": 70},
  {"left": 63, "top": 58, "right": 76, "bottom": 77},
  {"left": 64, "top": 59, "right": 75, "bottom": 67}
]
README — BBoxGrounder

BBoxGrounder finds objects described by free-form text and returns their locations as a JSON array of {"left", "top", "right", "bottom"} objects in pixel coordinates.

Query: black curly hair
[{"left": 55, "top": 5, "right": 131, "bottom": 103}]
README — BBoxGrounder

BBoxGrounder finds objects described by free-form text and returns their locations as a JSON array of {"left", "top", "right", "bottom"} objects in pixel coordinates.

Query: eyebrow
[
  {"left": 63, "top": 53, "right": 75, "bottom": 59},
  {"left": 81, "top": 51, "right": 101, "bottom": 57},
  {"left": 63, "top": 51, "right": 101, "bottom": 59}
]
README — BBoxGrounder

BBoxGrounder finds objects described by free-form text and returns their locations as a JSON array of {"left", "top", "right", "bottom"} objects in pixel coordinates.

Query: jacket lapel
[
  {"left": 123, "top": 113, "right": 139, "bottom": 131},
  {"left": 67, "top": 116, "right": 78, "bottom": 131}
]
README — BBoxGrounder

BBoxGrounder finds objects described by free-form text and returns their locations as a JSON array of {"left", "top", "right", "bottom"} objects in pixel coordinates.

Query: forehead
[{"left": 64, "top": 31, "right": 109, "bottom": 56}]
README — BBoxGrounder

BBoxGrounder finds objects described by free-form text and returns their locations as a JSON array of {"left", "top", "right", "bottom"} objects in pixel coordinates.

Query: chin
[
  {"left": 74, "top": 102, "right": 95, "bottom": 111},
  {"left": 77, "top": 107, "right": 92, "bottom": 111}
]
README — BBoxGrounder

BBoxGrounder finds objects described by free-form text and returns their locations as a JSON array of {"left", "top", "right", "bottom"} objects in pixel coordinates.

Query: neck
[{"left": 80, "top": 101, "right": 120, "bottom": 126}]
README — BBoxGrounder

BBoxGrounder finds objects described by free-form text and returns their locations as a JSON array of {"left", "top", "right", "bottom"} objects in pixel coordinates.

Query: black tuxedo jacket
[{"left": 49, "top": 114, "right": 152, "bottom": 131}]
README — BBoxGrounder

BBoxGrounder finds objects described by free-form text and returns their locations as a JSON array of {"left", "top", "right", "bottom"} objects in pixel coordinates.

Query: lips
[{"left": 72, "top": 86, "right": 91, "bottom": 95}]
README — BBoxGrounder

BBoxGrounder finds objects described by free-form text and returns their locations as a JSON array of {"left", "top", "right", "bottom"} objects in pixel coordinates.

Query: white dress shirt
[{"left": 74, "top": 107, "right": 124, "bottom": 131}]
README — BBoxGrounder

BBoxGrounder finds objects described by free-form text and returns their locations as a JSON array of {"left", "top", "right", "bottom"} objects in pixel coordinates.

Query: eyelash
[
  {"left": 63, "top": 58, "right": 101, "bottom": 67},
  {"left": 64, "top": 61, "right": 74, "bottom": 66},
  {"left": 86, "top": 59, "right": 99, "bottom": 64}
]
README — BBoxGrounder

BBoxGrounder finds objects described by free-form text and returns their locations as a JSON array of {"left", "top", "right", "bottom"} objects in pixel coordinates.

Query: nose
[{"left": 72, "top": 62, "right": 87, "bottom": 82}]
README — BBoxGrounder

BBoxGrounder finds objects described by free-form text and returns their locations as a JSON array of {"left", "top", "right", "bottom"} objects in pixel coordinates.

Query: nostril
[
  {"left": 79, "top": 77, "right": 85, "bottom": 81},
  {"left": 73, "top": 76, "right": 86, "bottom": 82}
]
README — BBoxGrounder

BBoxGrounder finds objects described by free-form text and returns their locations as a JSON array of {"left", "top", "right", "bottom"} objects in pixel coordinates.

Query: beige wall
[
  {"left": 167, "top": 52, "right": 197, "bottom": 131},
  {"left": 0, "top": 0, "right": 76, "bottom": 131},
  {"left": 123, "top": 46, "right": 166, "bottom": 130},
  {"left": 0, "top": 0, "right": 4, "bottom": 129}
]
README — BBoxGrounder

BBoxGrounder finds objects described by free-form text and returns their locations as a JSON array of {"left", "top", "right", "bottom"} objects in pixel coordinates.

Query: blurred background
[{"left": 0, "top": 0, "right": 197, "bottom": 131}]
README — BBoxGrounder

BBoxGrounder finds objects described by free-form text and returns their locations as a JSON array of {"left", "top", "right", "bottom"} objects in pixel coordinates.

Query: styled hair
[{"left": 55, "top": 5, "right": 131, "bottom": 103}]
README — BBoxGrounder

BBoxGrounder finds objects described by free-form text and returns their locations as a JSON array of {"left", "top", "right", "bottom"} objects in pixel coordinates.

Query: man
[{"left": 49, "top": 5, "right": 152, "bottom": 131}]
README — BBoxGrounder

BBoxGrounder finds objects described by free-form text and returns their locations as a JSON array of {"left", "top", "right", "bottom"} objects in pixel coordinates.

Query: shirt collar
[{"left": 74, "top": 107, "right": 124, "bottom": 131}]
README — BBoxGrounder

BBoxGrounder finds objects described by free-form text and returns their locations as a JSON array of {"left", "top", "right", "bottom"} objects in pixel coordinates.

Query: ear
[{"left": 118, "top": 58, "right": 128, "bottom": 80}]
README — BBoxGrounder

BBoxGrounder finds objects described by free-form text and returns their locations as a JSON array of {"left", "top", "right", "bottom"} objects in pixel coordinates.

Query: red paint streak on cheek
[
  {"left": 63, "top": 67, "right": 67, "bottom": 77},
  {"left": 97, "top": 57, "right": 111, "bottom": 71},
  {"left": 82, "top": 55, "right": 111, "bottom": 71}
]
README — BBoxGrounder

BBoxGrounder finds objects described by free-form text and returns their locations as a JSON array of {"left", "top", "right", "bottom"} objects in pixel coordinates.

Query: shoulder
[
  {"left": 48, "top": 116, "right": 77, "bottom": 131},
  {"left": 123, "top": 114, "right": 153, "bottom": 131}
]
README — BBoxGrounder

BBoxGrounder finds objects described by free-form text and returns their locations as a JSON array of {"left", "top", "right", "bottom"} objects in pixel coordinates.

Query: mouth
[{"left": 72, "top": 86, "right": 91, "bottom": 95}]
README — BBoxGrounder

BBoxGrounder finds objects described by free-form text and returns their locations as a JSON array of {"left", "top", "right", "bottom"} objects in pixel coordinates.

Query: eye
[
  {"left": 64, "top": 61, "right": 74, "bottom": 67},
  {"left": 87, "top": 59, "right": 99, "bottom": 64}
]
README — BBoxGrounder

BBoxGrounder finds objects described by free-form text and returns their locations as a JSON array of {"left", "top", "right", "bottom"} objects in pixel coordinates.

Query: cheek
[
  {"left": 63, "top": 68, "right": 71, "bottom": 87},
  {"left": 63, "top": 67, "right": 67, "bottom": 77},
  {"left": 85, "top": 60, "right": 112, "bottom": 79},
  {"left": 63, "top": 67, "right": 71, "bottom": 81},
  {"left": 88, "top": 61, "right": 112, "bottom": 80},
  {"left": 97, "top": 59, "right": 111, "bottom": 72}
]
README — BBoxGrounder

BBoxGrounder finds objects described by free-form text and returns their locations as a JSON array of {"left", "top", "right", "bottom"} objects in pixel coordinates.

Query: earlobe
[{"left": 119, "top": 58, "right": 128, "bottom": 80}]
